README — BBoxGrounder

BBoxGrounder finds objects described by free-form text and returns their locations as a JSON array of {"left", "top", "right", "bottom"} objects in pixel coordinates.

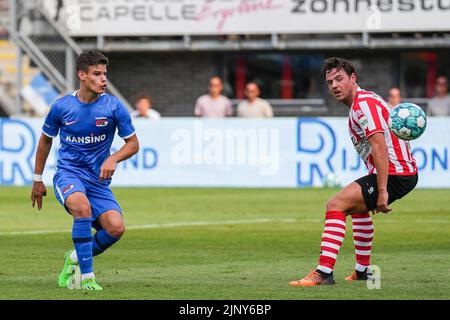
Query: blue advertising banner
[{"left": 0, "top": 117, "right": 448, "bottom": 188}]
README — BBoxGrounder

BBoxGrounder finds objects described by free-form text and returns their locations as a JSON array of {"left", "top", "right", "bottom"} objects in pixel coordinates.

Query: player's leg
[
  {"left": 325, "top": 181, "right": 369, "bottom": 214},
  {"left": 289, "top": 181, "right": 369, "bottom": 287},
  {"left": 64, "top": 192, "right": 102, "bottom": 290},
  {"left": 92, "top": 210, "right": 124, "bottom": 257},
  {"left": 330, "top": 175, "right": 376, "bottom": 281},
  {"left": 345, "top": 173, "right": 418, "bottom": 280},
  {"left": 85, "top": 179, "right": 124, "bottom": 257},
  {"left": 53, "top": 172, "right": 89, "bottom": 288},
  {"left": 65, "top": 192, "right": 93, "bottom": 276},
  {"left": 62, "top": 179, "right": 124, "bottom": 289},
  {"left": 318, "top": 182, "right": 370, "bottom": 279},
  {"left": 345, "top": 212, "right": 374, "bottom": 281}
]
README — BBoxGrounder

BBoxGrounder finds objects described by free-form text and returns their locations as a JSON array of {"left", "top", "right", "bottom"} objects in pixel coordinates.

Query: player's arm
[
  {"left": 99, "top": 134, "right": 139, "bottom": 180},
  {"left": 368, "top": 132, "right": 391, "bottom": 214},
  {"left": 31, "top": 133, "right": 53, "bottom": 210}
]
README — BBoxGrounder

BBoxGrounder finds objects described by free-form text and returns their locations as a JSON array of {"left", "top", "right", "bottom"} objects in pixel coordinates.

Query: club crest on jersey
[
  {"left": 95, "top": 117, "right": 108, "bottom": 127},
  {"left": 62, "top": 184, "right": 74, "bottom": 194}
]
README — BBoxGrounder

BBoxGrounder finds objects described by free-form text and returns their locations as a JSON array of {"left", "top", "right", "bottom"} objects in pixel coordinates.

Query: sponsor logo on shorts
[
  {"left": 95, "top": 117, "right": 108, "bottom": 127},
  {"left": 368, "top": 186, "right": 374, "bottom": 194},
  {"left": 63, "top": 184, "right": 74, "bottom": 194}
]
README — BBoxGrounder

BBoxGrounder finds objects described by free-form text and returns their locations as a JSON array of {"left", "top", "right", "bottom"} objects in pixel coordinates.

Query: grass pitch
[{"left": 0, "top": 187, "right": 449, "bottom": 300}]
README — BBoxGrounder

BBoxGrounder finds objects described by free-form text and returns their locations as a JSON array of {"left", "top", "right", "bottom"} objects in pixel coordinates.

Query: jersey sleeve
[
  {"left": 42, "top": 102, "right": 61, "bottom": 138},
  {"left": 114, "top": 100, "right": 136, "bottom": 139},
  {"left": 355, "top": 100, "right": 385, "bottom": 138}
]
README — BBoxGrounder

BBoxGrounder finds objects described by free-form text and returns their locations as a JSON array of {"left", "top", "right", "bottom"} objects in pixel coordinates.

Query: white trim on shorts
[{"left": 55, "top": 184, "right": 65, "bottom": 205}]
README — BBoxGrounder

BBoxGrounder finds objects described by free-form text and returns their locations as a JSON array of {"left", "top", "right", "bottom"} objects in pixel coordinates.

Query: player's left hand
[
  {"left": 375, "top": 190, "right": 392, "bottom": 214},
  {"left": 99, "top": 157, "right": 117, "bottom": 180}
]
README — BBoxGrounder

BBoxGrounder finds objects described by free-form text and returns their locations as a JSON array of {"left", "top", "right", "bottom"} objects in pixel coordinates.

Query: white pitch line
[{"left": 0, "top": 218, "right": 297, "bottom": 236}]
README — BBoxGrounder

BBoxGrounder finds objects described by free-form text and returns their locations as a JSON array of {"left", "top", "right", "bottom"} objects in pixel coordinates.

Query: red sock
[
  {"left": 351, "top": 213, "right": 374, "bottom": 272},
  {"left": 317, "top": 211, "right": 346, "bottom": 274}
]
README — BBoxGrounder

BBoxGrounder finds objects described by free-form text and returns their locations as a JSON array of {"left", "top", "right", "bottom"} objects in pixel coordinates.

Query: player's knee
[
  {"left": 326, "top": 196, "right": 342, "bottom": 212},
  {"left": 72, "top": 203, "right": 91, "bottom": 218},
  {"left": 108, "top": 223, "right": 125, "bottom": 238}
]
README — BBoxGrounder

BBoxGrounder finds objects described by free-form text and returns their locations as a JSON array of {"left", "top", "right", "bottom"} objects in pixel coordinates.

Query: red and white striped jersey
[{"left": 349, "top": 88, "right": 417, "bottom": 175}]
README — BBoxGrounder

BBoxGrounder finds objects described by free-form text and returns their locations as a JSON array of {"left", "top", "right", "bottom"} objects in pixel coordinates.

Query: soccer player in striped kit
[{"left": 289, "top": 57, "right": 418, "bottom": 286}]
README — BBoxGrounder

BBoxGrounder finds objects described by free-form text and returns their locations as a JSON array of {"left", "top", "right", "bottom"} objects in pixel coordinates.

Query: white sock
[
  {"left": 81, "top": 272, "right": 95, "bottom": 280},
  {"left": 70, "top": 250, "right": 78, "bottom": 264}
]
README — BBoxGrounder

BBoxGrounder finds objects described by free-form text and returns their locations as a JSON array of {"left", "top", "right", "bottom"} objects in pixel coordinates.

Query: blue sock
[
  {"left": 72, "top": 218, "right": 93, "bottom": 275},
  {"left": 92, "top": 230, "right": 120, "bottom": 256}
]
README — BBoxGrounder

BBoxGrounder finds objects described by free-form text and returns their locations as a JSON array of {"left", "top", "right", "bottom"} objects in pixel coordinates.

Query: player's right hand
[
  {"left": 375, "top": 190, "right": 392, "bottom": 214},
  {"left": 31, "top": 182, "right": 47, "bottom": 211}
]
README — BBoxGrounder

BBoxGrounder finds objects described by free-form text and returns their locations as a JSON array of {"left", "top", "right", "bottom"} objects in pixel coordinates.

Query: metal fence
[{"left": 0, "top": 0, "right": 131, "bottom": 116}]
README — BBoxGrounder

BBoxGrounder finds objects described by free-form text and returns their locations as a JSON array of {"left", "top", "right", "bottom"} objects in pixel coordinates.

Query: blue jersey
[{"left": 43, "top": 91, "right": 135, "bottom": 182}]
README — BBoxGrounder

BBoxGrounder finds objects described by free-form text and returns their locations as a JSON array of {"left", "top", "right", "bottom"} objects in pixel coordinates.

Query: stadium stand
[
  {"left": 0, "top": 0, "right": 131, "bottom": 116},
  {"left": 0, "top": 39, "right": 40, "bottom": 116},
  {"left": 0, "top": 0, "right": 449, "bottom": 117}
]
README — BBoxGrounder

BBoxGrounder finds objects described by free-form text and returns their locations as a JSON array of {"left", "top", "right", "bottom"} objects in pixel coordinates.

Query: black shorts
[{"left": 355, "top": 173, "right": 418, "bottom": 211}]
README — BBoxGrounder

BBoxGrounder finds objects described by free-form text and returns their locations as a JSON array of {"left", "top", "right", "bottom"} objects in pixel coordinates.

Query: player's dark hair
[
  {"left": 321, "top": 57, "right": 356, "bottom": 79},
  {"left": 76, "top": 50, "right": 109, "bottom": 73}
]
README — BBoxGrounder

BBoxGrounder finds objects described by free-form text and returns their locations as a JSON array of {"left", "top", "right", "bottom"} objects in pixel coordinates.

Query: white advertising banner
[
  {"left": 53, "top": 0, "right": 450, "bottom": 36},
  {"left": 0, "top": 117, "right": 448, "bottom": 188}
]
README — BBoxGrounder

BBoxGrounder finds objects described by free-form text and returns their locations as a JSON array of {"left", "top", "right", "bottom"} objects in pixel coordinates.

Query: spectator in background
[
  {"left": 237, "top": 82, "right": 273, "bottom": 118},
  {"left": 428, "top": 76, "right": 450, "bottom": 116},
  {"left": 194, "top": 76, "right": 233, "bottom": 118},
  {"left": 131, "top": 95, "right": 161, "bottom": 120},
  {"left": 387, "top": 87, "right": 402, "bottom": 107}
]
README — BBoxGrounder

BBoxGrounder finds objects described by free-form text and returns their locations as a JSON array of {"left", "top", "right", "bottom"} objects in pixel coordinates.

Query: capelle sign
[{"left": 59, "top": 0, "right": 450, "bottom": 36}]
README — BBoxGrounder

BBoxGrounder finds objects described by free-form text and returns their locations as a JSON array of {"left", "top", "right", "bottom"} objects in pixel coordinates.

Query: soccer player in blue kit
[{"left": 31, "top": 51, "right": 139, "bottom": 290}]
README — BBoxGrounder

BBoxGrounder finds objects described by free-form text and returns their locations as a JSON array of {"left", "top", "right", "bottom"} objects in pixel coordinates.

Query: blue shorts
[{"left": 53, "top": 169, "right": 122, "bottom": 222}]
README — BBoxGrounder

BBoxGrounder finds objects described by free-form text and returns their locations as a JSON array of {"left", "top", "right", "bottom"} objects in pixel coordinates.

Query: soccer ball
[
  {"left": 388, "top": 103, "right": 427, "bottom": 141},
  {"left": 322, "top": 172, "right": 341, "bottom": 188}
]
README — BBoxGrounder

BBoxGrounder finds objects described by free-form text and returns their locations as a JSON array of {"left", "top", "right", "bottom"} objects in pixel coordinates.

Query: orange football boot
[
  {"left": 289, "top": 270, "right": 335, "bottom": 287},
  {"left": 345, "top": 269, "right": 372, "bottom": 281}
]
